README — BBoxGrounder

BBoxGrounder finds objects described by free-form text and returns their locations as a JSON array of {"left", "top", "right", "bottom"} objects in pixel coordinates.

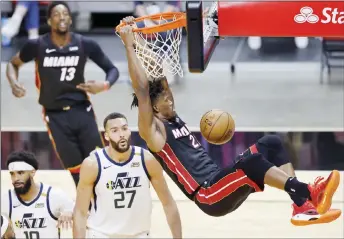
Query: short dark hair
[
  {"left": 131, "top": 79, "right": 165, "bottom": 109},
  {"left": 103, "top": 112, "right": 127, "bottom": 129},
  {"left": 7, "top": 151, "right": 39, "bottom": 170},
  {"left": 47, "top": 1, "right": 71, "bottom": 19}
]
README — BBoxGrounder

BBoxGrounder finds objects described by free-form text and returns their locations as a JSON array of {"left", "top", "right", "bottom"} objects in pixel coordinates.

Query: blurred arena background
[{"left": 1, "top": 1, "right": 344, "bottom": 238}]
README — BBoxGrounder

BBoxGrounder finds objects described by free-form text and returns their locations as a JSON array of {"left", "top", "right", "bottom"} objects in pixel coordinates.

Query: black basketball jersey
[
  {"left": 35, "top": 33, "right": 88, "bottom": 109},
  {"left": 149, "top": 115, "right": 219, "bottom": 200}
]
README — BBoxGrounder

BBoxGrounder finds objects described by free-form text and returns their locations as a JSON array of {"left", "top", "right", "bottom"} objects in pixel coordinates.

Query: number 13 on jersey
[{"left": 60, "top": 67, "right": 76, "bottom": 81}]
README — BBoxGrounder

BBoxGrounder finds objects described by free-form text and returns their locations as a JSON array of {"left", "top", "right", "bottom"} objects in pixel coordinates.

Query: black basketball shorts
[
  {"left": 194, "top": 145, "right": 267, "bottom": 217},
  {"left": 43, "top": 102, "right": 104, "bottom": 173}
]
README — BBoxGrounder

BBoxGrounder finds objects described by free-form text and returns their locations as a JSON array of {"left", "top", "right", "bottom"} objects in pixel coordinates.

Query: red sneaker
[
  {"left": 291, "top": 201, "right": 342, "bottom": 226},
  {"left": 291, "top": 201, "right": 319, "bottom": 226},
  {"left": 308, "top": 170, "right": 340, "bottom": 214}
]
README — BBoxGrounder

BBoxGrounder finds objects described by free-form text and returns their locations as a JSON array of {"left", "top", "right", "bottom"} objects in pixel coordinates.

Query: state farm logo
[
  {"left": 294, "top": 7, "right": 319, "bottom": 23},
  {"left": 295, "top": 7, "right": 344, "bottom": 24}
]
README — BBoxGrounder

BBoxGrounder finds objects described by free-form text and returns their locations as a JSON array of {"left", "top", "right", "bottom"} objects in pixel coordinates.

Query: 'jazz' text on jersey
[
  {"left": 112, "top": 172, "right": 142, "bottom": 190},
  {"left": 106, "top": 172, "right": 142, "bottom": 209},
  {"left": 15, "top": 213, "right": 47, "bottom": 229}
]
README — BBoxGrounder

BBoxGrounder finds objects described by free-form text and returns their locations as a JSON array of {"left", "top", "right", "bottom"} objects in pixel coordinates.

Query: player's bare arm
[
  {"left": 73, "top": 155, "right": 98, "bottom": 238},
  {"left": 144, "top": 150, "right": 182, "bottom": 239},
  {"left": 6, "top": 39, "right": 38, "bottom": 98},
  {"left": 119, "top": 24, "right": 165, "bottom": 152},
  {"left": 51, "top": 188, "right": 75, "bottom": 230},
  {"left": 1, "top": 193, "right": 9, "bottom": 218},
  {"left": 6, "top": 53, "right": 26, "bottom": 98},
  {"left": 1, "top": 214, "right": 15, "bottom": 239}
]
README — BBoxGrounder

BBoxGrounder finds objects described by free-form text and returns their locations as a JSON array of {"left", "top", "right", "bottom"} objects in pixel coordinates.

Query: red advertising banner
[{"left": 218, "top": 1, "right": 344, "bottom": 37}]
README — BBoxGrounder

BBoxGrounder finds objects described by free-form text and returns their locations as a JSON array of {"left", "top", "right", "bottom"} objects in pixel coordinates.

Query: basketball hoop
[{"left": 115, "top": 12, "right": 186, "bottom": 79}]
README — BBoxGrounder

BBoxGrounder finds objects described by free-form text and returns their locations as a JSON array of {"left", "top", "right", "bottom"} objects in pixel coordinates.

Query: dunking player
[
  {"left": 5, "top": 1, "right": 120, "bottom": 186},
  {"left": 1, "top": 151, "right": 74, "bottom": 238},
  {"left": 73, "top": 112, "right": 181, "bottom": 238},
  {"left": 118, "top": 21, "right": 341, "bottom": 226}
]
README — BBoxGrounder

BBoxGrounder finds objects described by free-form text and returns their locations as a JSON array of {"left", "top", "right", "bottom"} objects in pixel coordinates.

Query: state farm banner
[{"left": 218, "top": 1, "right": 344, "bottom": 37}]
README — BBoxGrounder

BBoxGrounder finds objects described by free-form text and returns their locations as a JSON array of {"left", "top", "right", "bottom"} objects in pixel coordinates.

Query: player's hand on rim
[
  {"left": 10, "top": 81, "right": 26, "bottom": 98},
  {"left": 119, "top": 25, "right": 136, "bottom": 48},
  {"left": 57, "top": 211, "right": 73, "bottom": 230},
  {"left": 121, "top": 16, "right": 135, "bottom": 25}
]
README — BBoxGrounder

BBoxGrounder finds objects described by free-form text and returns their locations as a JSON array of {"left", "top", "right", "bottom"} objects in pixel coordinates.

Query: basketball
[{"left": 200, "top": 109, "right": 235, "bottom": 145}]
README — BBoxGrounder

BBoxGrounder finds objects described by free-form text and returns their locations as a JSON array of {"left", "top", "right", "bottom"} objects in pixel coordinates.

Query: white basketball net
[{"left": 133, "top": 15, "right": 183, "bottom": 79}]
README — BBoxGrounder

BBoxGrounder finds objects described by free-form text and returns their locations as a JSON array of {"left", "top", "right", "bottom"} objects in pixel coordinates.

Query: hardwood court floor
[{"left": 1, "top": 170, "right": 343, "bottom": 238}]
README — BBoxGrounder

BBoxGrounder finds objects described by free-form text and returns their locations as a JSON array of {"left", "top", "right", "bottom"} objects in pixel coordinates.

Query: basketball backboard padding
[
  {"left": 186, "top": 1, "right": 219, "bottom": 73},
  {"left": 217, "top": 1, "right": 344, "bottom": 37}
]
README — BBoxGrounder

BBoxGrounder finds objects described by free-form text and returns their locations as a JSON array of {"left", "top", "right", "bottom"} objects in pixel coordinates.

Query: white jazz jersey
[
  {"left": 87, "top": 146, "right": 152, "bottom": 237},
  {"left": 1, "top": 183, "right": 73, "bottom": 239}
]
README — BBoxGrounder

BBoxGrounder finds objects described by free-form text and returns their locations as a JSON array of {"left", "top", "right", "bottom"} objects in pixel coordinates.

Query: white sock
[
  {"left": 295, "top": 37, "right": 309, "bottom": 49},
  {"left": 248, "top": 37, "right": 262, "bottom": 50},
  {"left": 28, "top": 29, "right": 39, "bottom": 39}
]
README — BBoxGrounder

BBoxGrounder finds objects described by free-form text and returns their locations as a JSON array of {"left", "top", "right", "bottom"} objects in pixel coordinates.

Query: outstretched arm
[
  {"left": 119, "top": 23, "right": 165, "bottom": 151},
  {"left": 144, "top": 150, "right": 182, "bottom": 238}
]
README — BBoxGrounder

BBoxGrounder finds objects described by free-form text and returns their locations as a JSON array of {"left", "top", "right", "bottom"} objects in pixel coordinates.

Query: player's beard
[
  {"left": 110, "top": 138, "right": 130, "bottom": 153},
  {"left": 13, "top": 177, "right": 32, "bottom": 195},
  {"left": 55, "top": 28, "right": 68, "bottom": 36}
]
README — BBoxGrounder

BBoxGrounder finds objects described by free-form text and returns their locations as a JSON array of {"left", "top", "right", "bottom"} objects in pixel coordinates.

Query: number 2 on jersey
[
  {"left": 189, "top": 135, "right": 200, "bottom": 148},
  {"left": 60, "top": 67, "right": 76, "bottom": 81},
  {"left": 24, "top": 231, "right": 40, "bottom": 239},
  {"left": 114, "top": 190, "right": 136, "bottom": 209}
]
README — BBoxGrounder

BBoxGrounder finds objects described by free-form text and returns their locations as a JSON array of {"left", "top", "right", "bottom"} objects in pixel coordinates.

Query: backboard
[
  {"left": 185, "top": 1, "right": 344, "bottom": 73},
  {"left": 186, "top": 1, "right": 220, "bottom": 73}
]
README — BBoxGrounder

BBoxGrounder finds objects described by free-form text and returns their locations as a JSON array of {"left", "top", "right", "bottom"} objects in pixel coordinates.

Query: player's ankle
[
  {"left": 289, "top": 193, "right": 307, "bottom": 207},
  {"left": 284, "top": 177, "right": 311, "bottom": 200}
]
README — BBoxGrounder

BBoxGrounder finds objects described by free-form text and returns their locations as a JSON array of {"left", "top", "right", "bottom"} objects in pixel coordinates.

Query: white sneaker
[{"left": 1, "top": 16, "right": 22, "bottom": 39}]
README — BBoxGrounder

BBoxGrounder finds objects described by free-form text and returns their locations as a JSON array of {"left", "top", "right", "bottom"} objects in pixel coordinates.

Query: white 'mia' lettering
[
  {"left": 43, "top": 56, "right": 79, "bottom": 67},
  {"left": 172, "top": 126, "right": 191, "bottom": 139}
]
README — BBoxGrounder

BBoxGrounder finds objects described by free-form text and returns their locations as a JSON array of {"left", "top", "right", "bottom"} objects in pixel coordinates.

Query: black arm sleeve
[
  {"left": 19, "top": 39, "right": 39, "bottom": 63},
  {"left": 82, "top": 37, "right": 119, "bottom": 87}
]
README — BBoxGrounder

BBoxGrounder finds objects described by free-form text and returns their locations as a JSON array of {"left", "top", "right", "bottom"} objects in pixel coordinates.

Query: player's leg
[
  {"left": 234, "top": 141, "right": 340, "bottom": 216},
  {"left": 24, "top": 1, "right": 39, "bottom": 39},
  {"left": 252, "top": 134, "right": 341, "bottom": 225},
  {"left": 194, "top": 166, "right": 260, "bottom": 217},
  {"left": 1, "top": 1, "right": 28, "bottom": 39},
  {"left": 73, "top": 104, "right": 104, "bottom": 159},
  {"left": 43, "top": 110, "right": 84, "bottom": 186},
  {"left": 254, "top": 135, "right": 306, "bottom": 206}
]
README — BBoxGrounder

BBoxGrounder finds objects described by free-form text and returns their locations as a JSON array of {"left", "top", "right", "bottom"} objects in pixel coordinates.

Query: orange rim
[{"left": 115, "top": 12, "right": 186, "bottom": 35}]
